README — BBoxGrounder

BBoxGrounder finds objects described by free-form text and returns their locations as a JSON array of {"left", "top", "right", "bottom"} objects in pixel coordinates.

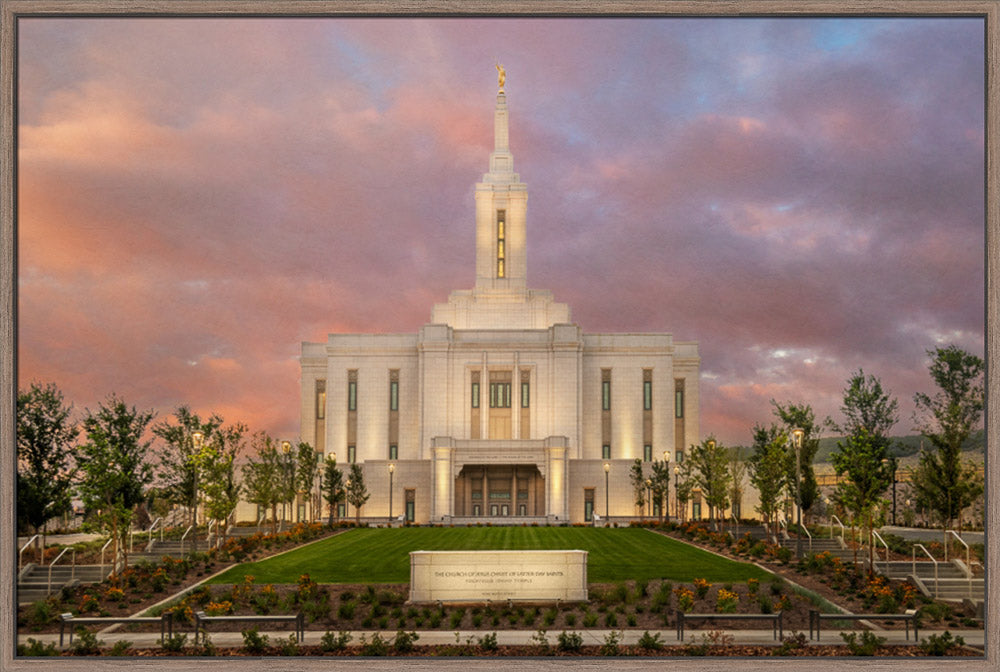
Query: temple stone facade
[{"left": 300, "top": 78, "right": 700, "bottom": 524}]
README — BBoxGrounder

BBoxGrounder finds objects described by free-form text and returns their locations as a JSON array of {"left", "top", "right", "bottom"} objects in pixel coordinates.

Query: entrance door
[
  {"left": 490, "top": 504, "right": 499, "bottom": 516},
  {"left": 488, "top": 372, "right": 512, "bottom": 439},
  {"left": 500, "top": 504, "right": 509, "bottom": 516}
]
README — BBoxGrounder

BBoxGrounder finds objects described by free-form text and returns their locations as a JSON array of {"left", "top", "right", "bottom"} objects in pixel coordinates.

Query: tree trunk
[{"left": 270, "top": 504, "right": 278, "bottom": 535}]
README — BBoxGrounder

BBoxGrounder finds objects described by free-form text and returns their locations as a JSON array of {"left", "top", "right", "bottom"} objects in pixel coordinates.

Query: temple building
[{"left": 299, "top": 72, "right": 700, "bottom": 524}]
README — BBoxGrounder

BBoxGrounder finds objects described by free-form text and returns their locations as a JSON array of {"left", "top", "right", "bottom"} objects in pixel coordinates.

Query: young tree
[
  {"left": 829, "top": 371, "right": 897, "bottom": 570},
  {"left": 749, "top": 425, "right": 787, "bottom": 542},
  {"left": 910, "top": 345, "right": 985, "bottom": 534},
  {"left": 727, "top": 446, "right": 749, "bottom": 524},
  {"left": 675, "top": 461, "right": 695, "bottom": 523},
  {"left": 686, "top": 438, "right": 731, "bottom": 527},
  {"left": 152, "top": 407, "right": 223, "bottom": 543},
  {"left": 76, "top": 395, "right": 155, "bottom": 574},
  {"left": 295, "top": 442, "right": 320, "bottom": 522},
  {"left": 194, "top": 422, "right": 245, "bottom": 547},
  {"left": 241, "top": 432, "right": 283, "bottom": 534},
  {"left": 16, "top": 382, "right": 79, "bottom": 558},
  {"left": 347, "top": 463, "right": 370, "bottom": 525},
  {"left": 321, "top": 456, "right": 345, "bottom": 526},
  {"left": 649, "top": 459, "right": 671, "bottom": 524},
  {"left": 771, "top": 401, "right": 821, "bottom": 524},
  {"left": 629, "top": 459, "right": 647, "bottom": 519}
]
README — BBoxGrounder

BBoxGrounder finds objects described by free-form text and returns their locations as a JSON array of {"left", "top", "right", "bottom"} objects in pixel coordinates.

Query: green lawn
[{"left": 207, "top": 527, "right": 771, "bottom": 585}]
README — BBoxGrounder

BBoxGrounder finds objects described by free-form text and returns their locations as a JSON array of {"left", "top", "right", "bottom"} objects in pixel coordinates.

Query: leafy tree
[
  {"left": 829, "top": 371, "right": 897, "bottom": 570},
  {"left": 726, "top": 446, "right": 749, "bottom": 523},
  {"left": 771, "top": 401, "right": 821, "bottom": 524},
  {"left": 629, "top": 459, "right": 647, "bottom": 518},
  {"left": 347, "top": 463, "right": 370, "bottom": 525},
  {"left": 321, "top": 456, "right": 346, "bottom": 526},
  {"left": 152, "top": 407, "right": 223, "bottom": 543},
  {"left": 649, "top": 459, "right": 671, "bottom": 523},
  {"left": 76, "top": 395, "right": 155, "bottom": 574},
  {"left": 241, "top": 432, "right": 284, "bottom": 534},
  {"left": 675, "top": 460, "right": 695, "bottom": 523},
  {"left": 686, "top": 438, "right": 731, "bottom": 527},
  {"left": 748, "top": 425, "right": 787, "bottom": 542},
  {"left": 193, "top": 422, "right": 246, "bottom": 546},
  {"left": 16, "top": 383, "right": 79, "bottom": 556},
  {"left": 910, "top": 345, "right": 985, "bottom": 533},
  {"left": 295, "top": 442, "right": 320, "bottom": 522}
]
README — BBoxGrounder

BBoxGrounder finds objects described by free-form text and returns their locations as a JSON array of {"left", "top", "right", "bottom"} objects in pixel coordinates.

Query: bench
[
  {"left": 676, "top": 610, "right": 783, "bottom": 641},
  {"left": 808, "top": 609, "right": 918, "bottom": 641},
  {"left": 60, "top": 611, "right": 173, "bottom": 648},
  {"left": 193, "top": 611, "right": 304, "bottom": 643}
]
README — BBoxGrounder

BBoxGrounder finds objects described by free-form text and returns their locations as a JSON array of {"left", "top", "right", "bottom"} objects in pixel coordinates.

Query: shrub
[
  {"left": 108, "top": 639, "right": 133, "bottom": 656},
  {"left": 338, "top": 601, "right": 356, "bottom": 620},
  {"left": 449, "top": 609, "right": 465, "bottom": 629},
  {"left": 477, "top": 632, "right": 499, "bottom": 651},
  {"left": 530, "top": 629, "right": 550, "bottom": 654},
  {"left": 919, "top": 631, "right": 966, "bottom": 656},
  {"left": 715, "top": 588, "right": 739, "bottom": 613},
  {"left": 637, "top": 630, "right": 664, "bottom": 651},
  {"left": 241, "top": 628, "right": 270, "bottom": 654},
  {"left": 278, "top": 634, "right": 300, "bottom": 656},
  {"left": 160, "top": 633, "right": 187, "bottom": 652},
  {"left": 840, "top": 631, "right": 885, "bottom": 656},
  {"left": 604, "top": 612, "right": 618, "bottom": 627},
  {"left": 70, "top": 628, "right": 102, "bottom": 655},
  {"left": 758, "top": 595, "right": 774, "bottom": 614},
  {"left": 676, "top": 587, "right": 695, "bottom": 613},
  {"left": 361, "top": 632, "right": 389, "bottom": 656},
  {"left": 319, "top": 630, "right": 352, "bottom": 652},
  {"left": 393, "top": 630, "right": 419, "bottom": 653},
  {"left": 565, "top": 613, "right": 577, "bottom": 627},
  {"left": 17, "top": 638, "right": 59, "bottom": 656},
  {"left": 582, "top": 611, "right": 598, "bottom": 627},
  {"left": 746, "top": 578, "right": 759, "bottom": 595},
  {"left": 773, "top": 632, "right": 808, "bottom": 656},
  {"left": 693, "top": 577, "right": 711, "bottom": 599},
  {"left": 557, "top": 630, "right": 583, "bottom": 652},
  {"left": 600, "top": 630, "right": 622, "bottom": 656}
]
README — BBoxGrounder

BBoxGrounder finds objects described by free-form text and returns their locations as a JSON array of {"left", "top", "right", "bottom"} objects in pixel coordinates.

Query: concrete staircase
[
  {"left": 780, "top": 535, "right": 862, "bottom": 562},
  {"left": 17, "top": 564, "right": 110, "bottom": 606},
  {"left": 875, "top": 559, "right": 984, "bottom": 606},
  {"left": 128, "top": 538, "right": 200, "bottom": 565}
]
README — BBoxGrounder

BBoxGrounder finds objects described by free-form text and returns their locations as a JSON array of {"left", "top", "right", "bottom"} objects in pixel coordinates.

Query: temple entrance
[{"left": 454, "top": 464, "right": 545, "bottom": 517}]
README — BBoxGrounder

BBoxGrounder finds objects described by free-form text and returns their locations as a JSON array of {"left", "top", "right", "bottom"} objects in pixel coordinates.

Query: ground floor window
[
  {"left": 602, "top": 444, "right": 610, "bottom": 459},
  {"left": 405, "top": 489, "right": 415, "bottom": 522},
  {"left": 584, "top": 488, "right": 595, "bottom": 522},
  {"left": 643, "top": 444, "right": 652, "bottom": 462}
]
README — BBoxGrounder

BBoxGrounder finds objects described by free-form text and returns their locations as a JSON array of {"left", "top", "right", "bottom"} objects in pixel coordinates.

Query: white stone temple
[{"left": 299, "top": 72, "right": 700, "bottom": 524}]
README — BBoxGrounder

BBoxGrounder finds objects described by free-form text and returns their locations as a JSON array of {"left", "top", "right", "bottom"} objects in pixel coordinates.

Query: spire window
[{"left": 497, "top": 209, "right": 506, "bottom": 278}]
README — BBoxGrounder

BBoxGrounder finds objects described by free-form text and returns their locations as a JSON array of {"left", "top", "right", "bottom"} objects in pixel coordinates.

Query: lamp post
[
  {"left": 191, "top": 431, "right": 204, "bottom": 551},
  {"left": 388, "top": 463, "right": 395, "bottom": 524},
  {"left": 603, "top": 462, "right": 610, "bottom": 523},
  {"left": 281, "top": 440, "right": 293, "bottom": 525},
  {"left": 345, "top": 478, "right": 351, "bottom": 522},
  {"left": 674, "top": 465, "right": 680, "bottom": 523},
  {"left": 791, "top": 428, "right": 805, "bottom": 559}
]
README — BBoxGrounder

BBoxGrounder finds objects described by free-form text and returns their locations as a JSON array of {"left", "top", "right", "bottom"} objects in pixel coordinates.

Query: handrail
[
  {"left": 945, "top": 530, "right": 973, "bottom": 598},
  {"left": 830, "top": 515, "right": 845, "bottom": 543},
  {"left": 206, "top": 519, "right": 217, "bottom": 546},
  {"left": 730, "top": 512, "right": 740, "bottom": 540},
  {"left": 913, "top": 544, "right": 939, "bottom": 599},
  {"left": 146, "top": 517, "right": 163, "bottom": 552},
  {"left": 795, "top": 521, "right": 812, "bottom": 553},
  {"left": 180, "top": 525, "right": 193, "bottom": 554},
  {"left": 19, "top": 535, "right": 41, "bottom": 569},
  {"left": 99, "top": 538, "right": 114, "bottom": 577},
  {"left": 871, "top": 529, "right": 891, "bottom": 573},
  {"left": 47, "top": 547, "right": 75, "bottom": 596}
]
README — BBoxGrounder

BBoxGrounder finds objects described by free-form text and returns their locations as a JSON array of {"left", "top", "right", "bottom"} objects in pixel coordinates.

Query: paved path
[
  {"left": 19, "top": 627, "right": 984, "bottom": 651},
  {"left": 880, "top": 526, "right": 984, "bottom": 545}
]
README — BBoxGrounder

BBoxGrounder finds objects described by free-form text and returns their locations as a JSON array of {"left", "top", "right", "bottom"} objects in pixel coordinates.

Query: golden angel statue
[{"left": 496, "top": 62, "right": 506, "bottom": 92}]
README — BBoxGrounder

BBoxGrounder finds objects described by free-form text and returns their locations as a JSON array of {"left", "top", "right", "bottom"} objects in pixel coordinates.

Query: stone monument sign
[{"left": 409, "top": 550, "right": 588, "bottom": 604}]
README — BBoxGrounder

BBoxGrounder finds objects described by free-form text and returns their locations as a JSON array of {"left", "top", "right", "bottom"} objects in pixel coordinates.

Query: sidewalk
[{"left": 18, "top": 627, "right": 985, "bottom": 651}]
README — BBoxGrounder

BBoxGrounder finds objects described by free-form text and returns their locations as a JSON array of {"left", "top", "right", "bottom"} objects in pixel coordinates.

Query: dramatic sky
[{"left": 16, "top": 17, "right": 985, "bottom": 448}]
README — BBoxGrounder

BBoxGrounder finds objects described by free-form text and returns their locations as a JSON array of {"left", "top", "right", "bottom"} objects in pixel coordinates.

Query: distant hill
[{"left": 814, "top": 429, "right": 985, "bottom": 464}]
